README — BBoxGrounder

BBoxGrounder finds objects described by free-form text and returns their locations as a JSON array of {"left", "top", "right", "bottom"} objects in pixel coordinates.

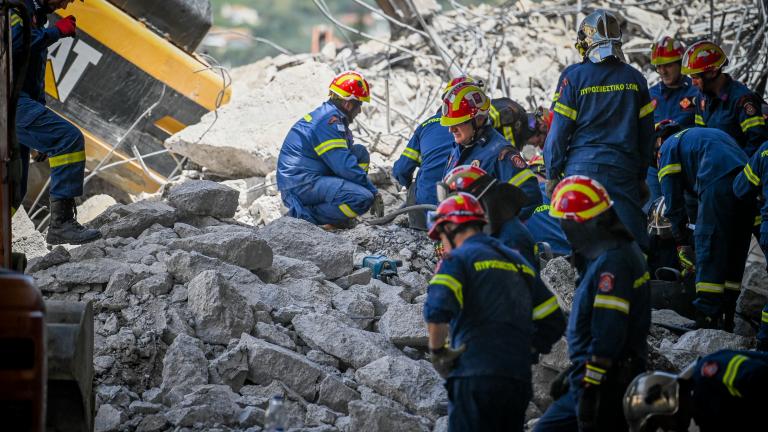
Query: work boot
[{"left": 47, "top": 198, "right": 102, "bottom": 245}]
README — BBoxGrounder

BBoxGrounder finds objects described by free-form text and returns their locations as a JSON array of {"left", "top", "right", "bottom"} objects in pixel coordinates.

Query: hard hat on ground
[
  {"left": 681, "top": 40, "right": 728, "bottom": 76},
  {"left": 427, "top": 192, "right": 487, "bottom": 240},
  {"left": 440, "top": 82, "right": 491, "bottom": 127},
  {"left": 549, "top": 175, "right": 614, "bottom": 222},
  {"left": 576, "top": 9, "right": 625, "bottom": 63},
  {"left": 329, "top": 70, "right": 372, "bottom": 103},
  {"left": 651, "top": 36, "right": 686, "bottom": 65}
]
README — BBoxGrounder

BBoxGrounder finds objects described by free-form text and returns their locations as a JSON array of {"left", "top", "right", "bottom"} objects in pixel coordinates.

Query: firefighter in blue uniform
[
  {"left": 527, "top": 154, "right": 572, "bottom": 257},
  {"left": 424, "top": 193, "right": 564, "bottom": 432},
  {"left": 625, "top": 349, "right": 768, "bottom": 432},
  {"left": 12, "top": 0, "right": 100, "bottom": 245},
  {"left": 646, "top": 36, "right": 699, "bottom": 210},
  {"left": 656, "top": 123, "right": 752, "bottom": 330},
  {"left": 535, "top": 176, "right": 651, "bottom": 432},
  {"left": 441, "top": 82, "right": 542, "bottom": 220},
  {"left": 732, "top": 139, "right": 768, "bottom": 350},
  {"left": 544, "top": 10, "right": 655, "bottom": 251},
  {"left": 276, "top": 71, "right": 382, "bottom": 228},
  {"left": 683, "top": 40, "right": 768, "bottom": 156}
]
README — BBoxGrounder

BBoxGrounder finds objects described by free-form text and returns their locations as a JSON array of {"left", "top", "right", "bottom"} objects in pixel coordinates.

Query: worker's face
[
  {"left": 656, "top": 62, "right": 682, "bottom": 87},
  {"left": 449, "top": 121, "right": 475, "bottom": 146},
  {"left": 343, "top": 100, "right": 363, "bottom": 122},
  {"left": 691, "top": 70, "right": 718, "bottom": 93},
  {"left": 46, "top": 0, "right": 76, "bottom": 10}
]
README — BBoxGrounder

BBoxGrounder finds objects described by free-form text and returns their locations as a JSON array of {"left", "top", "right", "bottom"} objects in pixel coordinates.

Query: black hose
[{"left": 366, "top": 204, "right": 437, "bottom": 225}]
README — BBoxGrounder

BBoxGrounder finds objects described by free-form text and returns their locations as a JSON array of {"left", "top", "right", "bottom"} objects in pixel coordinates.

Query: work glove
[
  {"left": 578, "top": 362, "right": 607, "bottom": 432},
  {"left": 676, "top": 245, "right": 695, "bottom": 277},
  {"left": 545, "top": 179, "right": 559, "bottom": 199},
  {"left": 429, "top": 344, "right": 466, "bottom": 379},
  {"left": 370, "top": 193, "right": 384, "bottom": 218},
  {"left": 55, "top": 16, "right": 77, "bottom": 38}
]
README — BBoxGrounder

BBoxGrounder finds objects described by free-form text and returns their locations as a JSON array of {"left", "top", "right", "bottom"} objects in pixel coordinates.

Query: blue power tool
[{"left": 360, "top": 255, "right": 402, "bottom": 283}]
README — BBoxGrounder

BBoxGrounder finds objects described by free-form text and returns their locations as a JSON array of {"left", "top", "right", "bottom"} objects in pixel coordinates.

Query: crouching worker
[
  {"left": 424, "top": 193, "right": 561, "bottom": 432},
  {"left": 276, "top": 71, "right": 383, "bottom": 228}
]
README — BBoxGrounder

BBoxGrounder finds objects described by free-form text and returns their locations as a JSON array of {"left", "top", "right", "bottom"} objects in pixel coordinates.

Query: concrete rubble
[{"left": 24, "top": 0, "right": 768, "bottom": 430}]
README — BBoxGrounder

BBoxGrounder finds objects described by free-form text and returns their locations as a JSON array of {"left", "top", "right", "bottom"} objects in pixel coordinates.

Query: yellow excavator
[{"left": 1, "top": 1, "right": 230, "bottom": 430}]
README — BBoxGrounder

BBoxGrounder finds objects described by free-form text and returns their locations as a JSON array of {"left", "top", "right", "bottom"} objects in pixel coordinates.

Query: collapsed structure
[{"left": 14, "top": 0, "right": 768, "bottom": 431}]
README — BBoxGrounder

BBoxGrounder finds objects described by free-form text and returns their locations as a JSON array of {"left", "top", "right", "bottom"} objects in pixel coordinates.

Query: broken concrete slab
[
  {"left": 26, "top": 245, "right": 70, "bottom": 273},
  {"left": 256, "top": 254, "right": 325, "bottom": 284},
  {"left": 168, "top": 230, "right": 273, "bottom": 270},
  {"left": 378, "top": 302, "right": 428, "bottom": 347},
  {"left": 166, "top": 180, "right": 239, "bottom": 218},
  {"left": 209, "top": 343, "right": 249, "bottom": 392},
  {"left": 318, "top": 375, "right": 361, "bottom": 414},
  {"left": 292, "top": 312, "right": 401, "bottom": 369},
  {"left": 12, "top": 206, "right": 48, "bottom": 259},
  {"left": 89, "top": 201, "right": 178, "bottom": 239},
  {"left": 164, "top": 384, "right": 242, "bottom": 427},
  {"left": 348, "top": 400, "right": 430, "bottom": 432},
  {"left": 160, "top": 334, "right": 209, "bottom": 405},
  {"left": 257, "top": 216, "right": 356, "bottom": 279},
  {"left": 77, "top": 194, "right": 118, "bottom": 225},
  {"left": 187, "top": 270, "right": 255, "bottom": 345},
  {"left": 165, "top": 250, "right": 260, "bottom": 285}
]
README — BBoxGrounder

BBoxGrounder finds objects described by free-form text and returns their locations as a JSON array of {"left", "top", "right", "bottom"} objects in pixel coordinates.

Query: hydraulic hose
[{"left": 366, "top": 204, "right": 437, "bottom": 225}]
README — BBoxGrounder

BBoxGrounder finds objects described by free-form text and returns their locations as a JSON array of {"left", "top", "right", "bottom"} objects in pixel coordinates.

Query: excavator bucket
[{"left": 45, "top": 301, "right": 95, "bottom": 432}]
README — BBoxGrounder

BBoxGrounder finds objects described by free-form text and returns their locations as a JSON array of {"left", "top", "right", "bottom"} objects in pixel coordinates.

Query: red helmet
[
  {"left": 329, "top": 70, "right": 372, "bottom": 103},
  {"left": 437, "top": 165, "right": 495, "bottom": 201},
  {"left": 440, "top": 83, "right": 490, "bottom": 127},
  {"left": 681, "top": 41, "right": 727, "bottom": 75},
  {"left": 528, "top": 154, "right": 545, "bottom": 174},
  {"left": 427, "top": 192, "right": 487, "bottom": 240},
  {"left": 441, "top": 75, "right": 484, "bottom": 99},
  {"left": 650, "top": 36, "right": 686, "bottom": 65},
  {"left": 549, "top": 175, "right": 613, "bottom": 223}
]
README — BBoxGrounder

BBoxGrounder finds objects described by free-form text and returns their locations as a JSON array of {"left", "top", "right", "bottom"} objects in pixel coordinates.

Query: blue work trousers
[
  {"left": 565, "top": 163, "right": 648, "bottom": 251},
  {"left": 447, "top": 376, "right": 531, "bottom": 432},
  {"left": 692, "top": 176, "right": 752, "bottom": 318},
  {"left": 15, "top": 96, "right": 85, "bottom": 201},
  {"left": 282, "top": 177, "right": 374, "bottom": 225}
]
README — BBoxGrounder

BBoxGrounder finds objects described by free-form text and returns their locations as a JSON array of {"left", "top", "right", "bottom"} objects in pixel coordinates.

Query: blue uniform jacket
[
  {"left": 12, "top": 0, "right": 62, "bottom": 103},
  {"left": 649, "top": 76, "right": 699, "bottom": 128},
  {"left": 694, "top": 74, "right": 768, "bottom": 156},
  {"left": 658, "top": 128, "right": 747, "bottom": 238},
  {"left": 544, "top": 59, "right": 655, "bottom": 179},
  {"left": 424, "top": 233, "right": 564, "bottom": 380},
  {"left": 567, "top": 241, "right": 650, "bottom": 363},
  {"left": 496, "top": 218, "right": 536, "bottom": 267},
  {"left": 733, "top": 140, "right": 768, "bottom": 236},
  {"left": 445, "top": 125, "right": 542, "bottom": 219},
  {"left": 689, "top": 350, "right": 768, "bottom": 429},
  {"left": 524, "top": 182, "right": 571, "bottom": 256},
  {"left": 392, "top": 111, "right": 453, "bottom": 205},
  {"left": 277, "top": 101, "right": 376, "bottom": 195}
]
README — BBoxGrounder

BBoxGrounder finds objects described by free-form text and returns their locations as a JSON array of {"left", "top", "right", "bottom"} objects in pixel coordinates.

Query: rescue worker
[
  {"left": 732, "top": 138, "right": 768, "bottom": 350},
  {"left": 624, "top": 349, "right": 768, "bottom": 432},
  {"left": 646, "top": 36, "right": 699, "bottom": 209},
  {"left": 424, "top": 192, "right": 562, "bottom": 431},
  {"left": 392, "top": 79, "right": 463, "bottom": 229},
  {"left": 656, "top": 122, "right": 752, "bottom": 330},
  {"left": 441, "top": 82, "right": 543, "bottom": 219},
  {"left": 12, "top": 0, "right": 101, "bottom": 245},
  {"left": 489, "top": 98, "right": 550, "bottom": 149},
  {"left": 527, "top": 154, "right": 572, "bottom": 257},
  {"left": 276, "top": 71, "right": 383, "bottom": 228},
  {"left": 535, "top": 176, "right": 651, "bottom": 432},
  {"left": 544, "top": 10, "right": 655, "bottom": 251},
  {"left": 683, "top": 40, "right": 768, "bottom": 156}
]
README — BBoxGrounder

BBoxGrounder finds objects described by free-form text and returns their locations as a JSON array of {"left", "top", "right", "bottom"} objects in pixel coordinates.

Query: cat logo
[{"left": 45, "top": 38, "right": 103, "bottom": 103}]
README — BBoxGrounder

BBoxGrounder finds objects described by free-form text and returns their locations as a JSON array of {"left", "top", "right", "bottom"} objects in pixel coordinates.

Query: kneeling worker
[{"left": 277, "top": 71, "right": 382, "bottom": 228}]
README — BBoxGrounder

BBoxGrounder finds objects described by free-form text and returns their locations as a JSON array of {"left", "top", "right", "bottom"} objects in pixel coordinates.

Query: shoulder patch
[
  {"left": 598, "top": 272, "right": 615, "bottom": 293},
  {"left": 701, "top": 361, "right": 719, "bottom": 378},
  {"left": 745, "top": 102, "right": 758, "bottom": 117},
  {"left": 471, "top": 160, "right": 481, "bottom": 168},
  {"left": 679, "top": 97, "right": 692, "bottom": 110},
  {"left": 511, "top": 154, "right": 527, "bottom": 169}
]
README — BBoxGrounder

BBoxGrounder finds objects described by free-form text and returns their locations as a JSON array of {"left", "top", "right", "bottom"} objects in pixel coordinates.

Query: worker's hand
[
  {"left": 30, "top": 150, "right": 47, "bottom": 162},
  {"left": 545, "top": 179, "right": 559, "bottom": 199},
  {"left": 370, "top": 193, "right": 384, "bottom": 218},
  {"left": 55, "top": 16, "right": 77, "bottom": 38},
  {"left": 429, "top": 344, "right": 466, "bottom": 379},
  {"left": 676, "top": 245, "right": 695, "bottom": 277}
]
